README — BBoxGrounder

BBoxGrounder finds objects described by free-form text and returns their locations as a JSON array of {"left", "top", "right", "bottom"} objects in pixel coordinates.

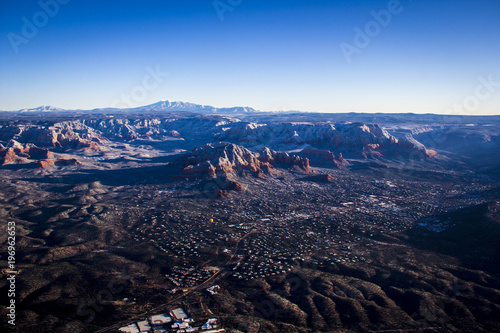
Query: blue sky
[{"left": 0, "top": 0, "right": 499, "bottom": 114}]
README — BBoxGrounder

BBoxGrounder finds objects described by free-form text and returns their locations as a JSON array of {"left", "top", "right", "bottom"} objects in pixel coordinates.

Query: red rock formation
[
  {"left": 303, "top": 174, "right": 334, "bottom": 182},
  {"left": 259, "top": 149, "right": 313, "bottom": 173},
  {"left": 36, "top": 158, "right": 82, "bottom": 169},
  {"left": 4, "top": 124, "right": 105, "bottom": 152},
  {"left": 0, "top": 148, "right": 27, "bottom": 165},
  {"left": 55, "top": 158, "right": 82, "bottom": 166},
  {"left": 214, "top": 190, "right": 230, "bottom": 198},
  {"left": 258, "top": 147, "right": 275, "bottom": 163},
  {"left": 182, "top": 142, "right": 313, "bottom": 178},
  {"left": 0, "top": 141, "right": 55, "bottom": 165},
  {"left": 291, "top": 155, "right": 313, "bottom": 172},
  {"left": 183, "top": 142, "right": 264, "bottom": 178},
  {"left": 300, "top": 147, "right": 345, "bottom": 168},
  {"left": 227, "top": 180, "right": 244, "bottom": 191},
  {"left": 36, "top": 159, "right": 56, "bottom": 169},
  {"left": 26, "top": 147, "right": 52, "bottom": 160},
  {"left": 425, "top": 149, "right": 438, "bottom": 158}
]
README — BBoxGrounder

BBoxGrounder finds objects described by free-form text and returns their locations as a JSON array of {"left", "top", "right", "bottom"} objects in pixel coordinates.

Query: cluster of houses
[
  {"left": 231, "top": 255, "right": 290, "bottom": 280},
  {"left": 132, "top": 210, "right": 247, "bottom": 261},
  {"left": 229, "top": 220, "right": 369, "bottom": 280},
  {"left": 165, "top": 266, "right": 214, "bottom": 288},
  {"left": 119, "top": 307, "right": 224, "bottom": 333},
  {"left": 128, "top": 172, "right": 494, "bottom": 288}
]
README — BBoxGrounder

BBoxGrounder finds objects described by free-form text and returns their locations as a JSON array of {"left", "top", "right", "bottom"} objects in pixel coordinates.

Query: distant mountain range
[
  {"left": 17, "top": 105, "right": 66, "bottom": 113},
  {"left": 10, "top": 100, "right": 260, "bottom": 114}
]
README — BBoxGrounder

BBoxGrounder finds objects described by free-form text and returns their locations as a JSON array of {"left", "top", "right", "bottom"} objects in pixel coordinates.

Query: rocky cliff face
[
  {"left": 0, "top": 116, "right": 436, "bottom": 159},
  {"left": 81, "top": 116, "right": 238, "bottom": 141},
  {"left": 0, "top": 140, "right": 52, "bottom": 165},
  {"left": 258, "top": 147, "right": 313, "bottom": 173},
  {"left": 0, "top": 116, "right": 438, "bottom": 172},
  {"left": 0, "top": 122, "right": 104, "bottom": 151},
  {"left": 0, "top": 141, "right": 81, "bottom": 168},
  {"left": 0, "top": 148, "right": 27, "bottom": 165},
  {"left": 216, "top": 122, "right": 434, "bottom": 159},
  {"left": 82, "top": 118, "right": 179, "bottom": 141},
  {"left": 299, "top": 147, "right": 346, "bottom": 168},
  {"left": 182, "top": 142, "right": 313, "bottom": 178},
  {"left": 0, "top": 122, "right": 97, "bottom": 166}
]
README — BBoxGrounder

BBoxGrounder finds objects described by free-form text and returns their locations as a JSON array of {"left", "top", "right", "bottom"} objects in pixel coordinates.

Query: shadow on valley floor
[
  {"left": 0, "top": 163, "right": 41, "bottom": 171},
  {"left": 407, "top": 203, "right": 500, "bottom": 276},
  {"left": 97, "top": 154, "right": 181, "bottom": 165},
  {"left": 17, "top": 164, "right": 185, "bottom": 187}
]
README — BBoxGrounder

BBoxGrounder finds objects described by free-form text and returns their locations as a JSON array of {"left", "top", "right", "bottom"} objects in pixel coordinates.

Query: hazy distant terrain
[{"left": 1, "top": 105, "right": 499, "bottom": 332}]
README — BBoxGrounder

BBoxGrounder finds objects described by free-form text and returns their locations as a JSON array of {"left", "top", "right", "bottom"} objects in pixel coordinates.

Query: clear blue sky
[{"left": 1, "top": 0, "right": 499, "bottom": 114}]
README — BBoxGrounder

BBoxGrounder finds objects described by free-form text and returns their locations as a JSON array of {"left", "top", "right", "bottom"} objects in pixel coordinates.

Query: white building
[
  {"left": 137, "top": 320, "right": 151, "bottom": 332},
  {"left": 149, "top": 313, "right": 172, "bottom": 325},
  {"left": 170, "top": 308, "right": 188, "bottom": 321},
  {"left": 119, "top": 323, "right": 140, "bottom": 333}
]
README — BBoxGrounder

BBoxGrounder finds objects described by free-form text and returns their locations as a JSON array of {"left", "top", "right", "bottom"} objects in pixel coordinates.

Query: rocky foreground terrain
[{"left": 0, "top": 107, "right": 499, "bottom": 332}]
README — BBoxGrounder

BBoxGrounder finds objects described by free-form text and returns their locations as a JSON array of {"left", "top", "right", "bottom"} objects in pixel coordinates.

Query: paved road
[{"left": 94, "top": 227, "right": 259, "bottom": 333}]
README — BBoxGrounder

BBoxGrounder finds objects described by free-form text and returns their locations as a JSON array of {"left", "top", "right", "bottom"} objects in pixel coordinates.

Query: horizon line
[{"left": 0, "top": 100, "right": 499, "bottom": 117}]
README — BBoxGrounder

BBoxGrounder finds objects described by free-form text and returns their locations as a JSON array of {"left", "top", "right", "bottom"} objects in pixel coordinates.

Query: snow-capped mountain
[
  {"left": 18, "top": 105, "right": 65, "bottom": 113},
  {"left": 12, "top": 100, "right": 260, "bottom": 114},
  {"left": 217, "top": 106, "right": 258, "bottom": 113},
  {"left": 135, "top": 100, "right": 259, "bottom": 113},
  {"left": 137, "top": 100, "right": 217, "bottom": 112}
]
